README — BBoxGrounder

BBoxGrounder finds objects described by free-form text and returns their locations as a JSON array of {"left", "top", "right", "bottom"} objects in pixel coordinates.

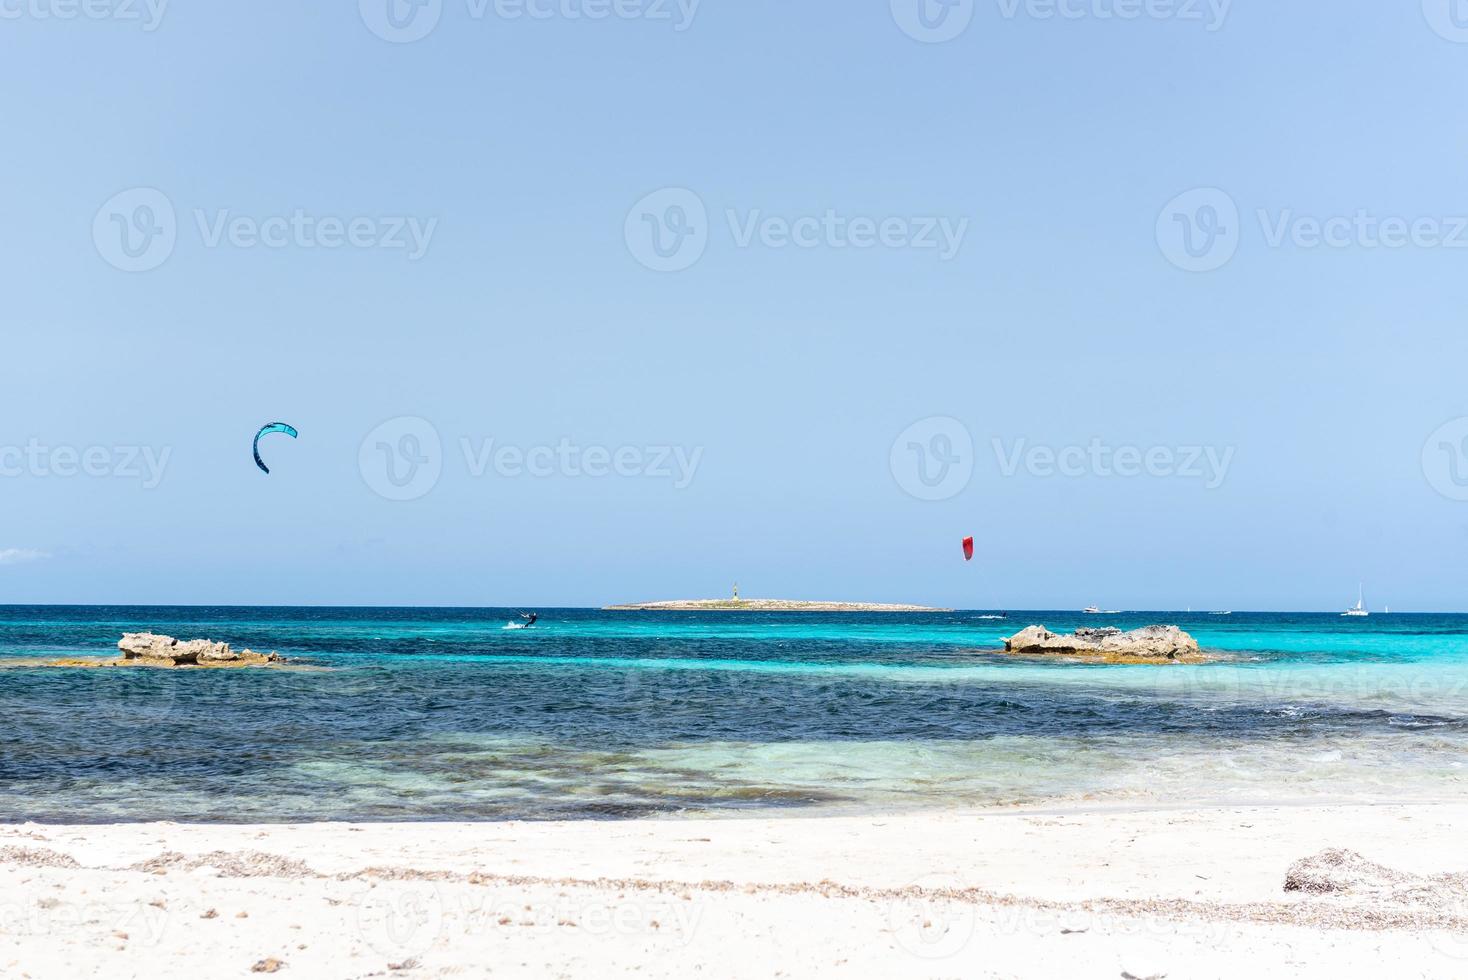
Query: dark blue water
[{"left": 2, "top": 607, "right": 1465, "bottom": 822}]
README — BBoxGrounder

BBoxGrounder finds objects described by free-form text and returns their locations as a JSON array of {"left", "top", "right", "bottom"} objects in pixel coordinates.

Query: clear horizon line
[{"left": 0, "top": 602, "right": 1449, "bottom": 614}]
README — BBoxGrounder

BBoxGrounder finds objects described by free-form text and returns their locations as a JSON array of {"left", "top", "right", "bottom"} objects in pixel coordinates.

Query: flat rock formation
[
  {"left": 999, "top": 625, "right": 1203, "bottom": 664},
  {"left": 115, "top": 632, "right": 282, "bottom": 667},
  {"left": 39, "top": 633, "right": 285, "bottom": 669},
  {"left": 605, "top": 599, "right": 950, "bottom": 612}
]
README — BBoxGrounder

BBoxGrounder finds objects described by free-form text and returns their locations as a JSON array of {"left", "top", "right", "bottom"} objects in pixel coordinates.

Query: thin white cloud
[{"left": 0, "top": 549, "right": 49, "bottom": 566}]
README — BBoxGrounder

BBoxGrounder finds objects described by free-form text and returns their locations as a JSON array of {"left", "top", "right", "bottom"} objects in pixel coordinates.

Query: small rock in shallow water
[
  {"left": 1000, "top": 625, "right": 1202, "bottom": 663},
  {"left": 115, "top": 632, "right": 282, "bottom": 668}
]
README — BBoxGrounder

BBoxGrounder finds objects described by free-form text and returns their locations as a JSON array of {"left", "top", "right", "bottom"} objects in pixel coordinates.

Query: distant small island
[
  {"left": 605, "top": 586, "right": 949, "bottom": 613},
  {"left": 605, "top": 600, "right": 950, "bottom": 612}
]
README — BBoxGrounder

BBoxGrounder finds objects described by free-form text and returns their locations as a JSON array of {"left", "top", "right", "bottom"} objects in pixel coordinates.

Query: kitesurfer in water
[{"left": 520, "top": 612, "right": 538, "bottom": 627}]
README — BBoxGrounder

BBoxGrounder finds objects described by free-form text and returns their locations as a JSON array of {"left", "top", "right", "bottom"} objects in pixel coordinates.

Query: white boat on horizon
[
  {"left": 1342, "top": 583, "right": 1369, "bottom": 618},
  {"left": 1083, "top": 605, "right": 1101, "bottom": 614}
]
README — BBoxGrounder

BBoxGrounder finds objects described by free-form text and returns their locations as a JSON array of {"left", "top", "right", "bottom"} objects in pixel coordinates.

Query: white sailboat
[{"left": 1341, "top": 583, "right": 1369, "bottom": 618}]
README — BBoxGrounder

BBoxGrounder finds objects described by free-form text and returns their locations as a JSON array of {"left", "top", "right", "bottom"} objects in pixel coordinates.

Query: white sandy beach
[{"left": 3, "top": 802, "right": 1466, "bottom": 978}]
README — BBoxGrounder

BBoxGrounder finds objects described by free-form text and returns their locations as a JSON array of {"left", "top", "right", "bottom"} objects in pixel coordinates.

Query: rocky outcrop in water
[
  {"left": 117, "top": 632, "right": 282, "bottom": 667},
  {"left": 999, "top": 625, "right": 1201, "bottom": 663}
]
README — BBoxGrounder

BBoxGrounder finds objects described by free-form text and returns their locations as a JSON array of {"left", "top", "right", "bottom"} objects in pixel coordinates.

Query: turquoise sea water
[{"left": 2, "top": 607, "right": 1466, "bottom": 822}]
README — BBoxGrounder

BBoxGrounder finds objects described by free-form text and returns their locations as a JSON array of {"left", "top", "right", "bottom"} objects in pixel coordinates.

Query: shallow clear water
[{"left": 1, "top": 607, "right": 1465, "bottom": 822}]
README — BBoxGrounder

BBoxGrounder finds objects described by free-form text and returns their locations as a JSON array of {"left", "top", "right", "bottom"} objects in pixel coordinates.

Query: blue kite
[{"left": 253, "top": 422, "right": 299, "bottom": 475}]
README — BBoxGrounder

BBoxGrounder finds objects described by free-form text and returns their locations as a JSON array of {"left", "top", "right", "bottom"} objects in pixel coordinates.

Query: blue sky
[{"left": 3, "top": 2, "right": 1468, "bottom": 610}]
